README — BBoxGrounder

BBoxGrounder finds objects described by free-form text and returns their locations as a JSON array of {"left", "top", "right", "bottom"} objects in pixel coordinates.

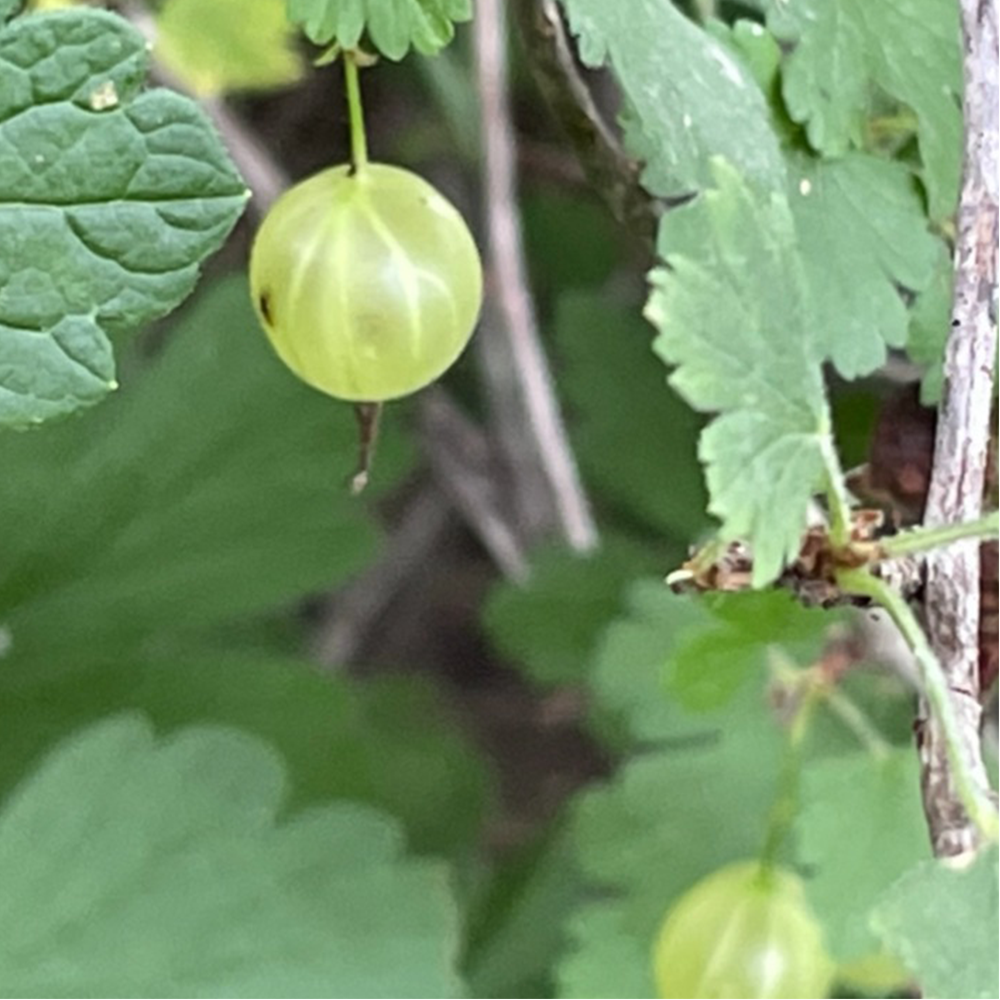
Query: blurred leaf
[
  {"left": 765, "top": 0, "right": 962, "bottom": 218},
  {"left": 554, "top": 290, "right": 709, "bottom": 543},
  {"left": 558, "top": 686, "right": 785, "bottom": 998},
  {"left": 789, "top": 152, "right": 940, "bottom": 379},
  {"left": 0, "top": 715, "right": 464, "bottom": 998},
  {"left": 799, "top": 750, "right": 930, "bottom": 964},
  {"left": 587, "top": 581, "right": 836, "bottom": 744},
  {"left": 156, "top": 0, "right": 304, "bottom": 96},
  {"left": 646, "top": 161, "right": 837, "bottom": 585},
  {"left": 0, "top": 9, "right": 247, "bottom": 427},
  {"left": 0, "top": 275, "right": 411, "bottom": 677},
  {"left": 0, "top": 654, "right": 487, "bottom": 856},
  {"left": 523, "top": 192, "right": 621, "bottom": 301},
  {"left": 871, "top": 847, "right": 999, "bottom": 999},
  {"left": 560, "top": 0, "right": 785, "bottom": 199},
  {"left": 588, "top": 581, "right": 712, "bottom": 747},
  {"left": 287, "top": 0, "right": 471, "bottom": 59},
  {"left": 465, "top": 827, "right": 583, "bottom": 999},
  {"left": 709, "top": 18, "right": 781, "bottom": 97},
  {"left": 558, "top": 903, "right": 654, "bottom": 1000},
  {"left": 907, "top": 246, "right": 953, "bottom": 404},
  {"left": 668, "top": 590, "right": 837, "bottom": 711},
  {"left": 484, "top": 537, "right": 659, "bottom": 689}
]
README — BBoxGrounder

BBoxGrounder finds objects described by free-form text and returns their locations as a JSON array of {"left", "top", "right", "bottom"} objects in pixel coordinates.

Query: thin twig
[
  {"left": 473, "top": 0, "right": 599, "bottom": 555},
  {"left": 314, "top": 482, "right": 453, "bottom": 666},
  {"left": 879, "top": 510, "right": 999, "bottom": 558},
  {"left": 419, "top": 390, "right": 531, "bottom": 581},
  {"left": 510, "top": 0, "right": 658, "bottom": 249},
  {"left": 918, "top": 0, "right": 999, "bottom": 857}
]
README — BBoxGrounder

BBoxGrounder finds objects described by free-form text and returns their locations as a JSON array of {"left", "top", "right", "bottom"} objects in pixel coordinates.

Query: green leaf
[
  {"left": 0, "top": 10, "right": 247, "bottom": 427},
  {"left": 559, "top": 903, "right": 655, "bottom": 999},
  {"left": 0, "top": 275, "right": 412, "bottom": 676},
  {"left": 560, "top": 0, "right": 786, "bottom": 199},
  {"left": 799, "top": 750, "right": 930, "bottom": 964},
  {"left": 790, "top": 152, "right": 940, "bottom": 379},
  {"left": 709, "top": 19, "right": 781, "bottom": 98},
  {"left": 465, "top": 827, "right": 584, "bottom": 999},
  {"left": 645, "top": 160, "right": 838, "bottom": 585},
  {"left": 766, "top": 0, "right": 962, "bottom": 218},
  {"left": 871, "top": 848, "right": 1000, "bottom": 999},
  {"left": 588, "top": 581, "right": 713, "bottom": 748},
  {"left": 0, "top": 655, "right": 487, "bottom": 857},
  {"left": 668, "top": 590, "right": 836, "bottom": 710},
  {"left": 907, "top": 246, "right": 953, "bottom": 404},
  {"left": 587, "top": 582, "right": 835, "bottom": 745},
  {"left": 0, "top": 715, "right": 464, "bottom": 997},
  {"left": 484, "top": 537, "right": 660, "bottom": 689},
  {"left": 156, "top": 0, "right": 304, "bottom": 96},
  {"left": 286, "top": 0, "right": 471, "bottom": 59},
  {"left": 554, "top": 290, "right": 709, "bottom": 543},
  {"left": 559, "top": 686, "right": 785, "bottom": 998}
]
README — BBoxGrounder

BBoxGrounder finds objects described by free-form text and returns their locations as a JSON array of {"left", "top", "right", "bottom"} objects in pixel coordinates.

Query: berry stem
[
  {"left": 758, "top": 676, "right": 819, "bottom": 876},
  {"left": 350, "top": 402, "right": 382, "bottom": 495},
  {"left": 344, "top": 52, "right": 369, "bottom": 174}
]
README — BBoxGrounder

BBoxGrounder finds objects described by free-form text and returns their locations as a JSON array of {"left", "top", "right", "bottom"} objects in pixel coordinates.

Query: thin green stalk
[
  {"left": 879, "top": 510, "right": 999, "bottom": 558},
  {"left": 344, "top": 53, "right": 368, "bottom": 173},
  {"left": 759, "top": 682, "right": 819, "bottom": 873},
  {"left": 822, "top": 687, "right": 891, "bottom": 759},
  {"left": 821, "top": 439, "right": 853, "bottom": 548},
  {"left": 837, "top": 567, "right": 999, "bottom": 842}
]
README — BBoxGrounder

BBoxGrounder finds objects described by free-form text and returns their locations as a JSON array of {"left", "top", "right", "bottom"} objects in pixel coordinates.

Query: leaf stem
[
  {"left": 821, "top": 437, "right": 852, "bottom": 548},
  {"left": 836, "top": 567, "right": 999, "bottom": 843},
  {"left": 344, "top": 52, "right": 368, "bottom": 174},
  {"left": 759, "top": 679, "right": 819, "bottom": 873},
  {"left": 879, "top": 510, "right": 999, "bottom": 558}
]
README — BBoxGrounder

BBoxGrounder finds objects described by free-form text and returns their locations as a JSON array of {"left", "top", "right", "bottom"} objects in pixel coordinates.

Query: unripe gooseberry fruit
[
  {"left": 652, "top": 861, "right": 834, "bottom": 999},
  {"left": 249, "top": 163, "right": 483, "bottom": 402}
]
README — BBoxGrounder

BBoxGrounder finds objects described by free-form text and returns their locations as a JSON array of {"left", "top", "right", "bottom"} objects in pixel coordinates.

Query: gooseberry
[
  {"left": 249, "top": 163, "right": 483, "bottom": 402},
  {"left": 652, "top": 861, "right": 834, "bottom": 999}
]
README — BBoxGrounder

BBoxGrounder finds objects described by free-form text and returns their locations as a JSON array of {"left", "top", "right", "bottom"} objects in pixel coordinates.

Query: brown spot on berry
[{"left": 259, "top": 291, "right": 273, "bottom": 326}]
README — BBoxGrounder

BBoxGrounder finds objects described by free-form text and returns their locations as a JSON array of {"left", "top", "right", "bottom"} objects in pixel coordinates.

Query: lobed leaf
[
  {"left": 0, "top": 655, "right": 487, "bottom": 857},
  {"left": 798, "top": 750, "right": 930, "bottom": 965},
  {"left": 560, "top": 0, "right": 786, "bottom": 199},
  {"left": 789, "top": 152, "right": 941, "bottom": 379},
  {"left": 0, "top": 715, "right": 464, "bottom": 997},
  {"left": 484, "top": 537, "right": 660, "bottom": 689},
  {"left": 0, "top": 275, "right": 412, "bottom": 676},
  {"left": 871, "top": 848, "right": 1000, "bottom": 999},
  {"left": 0, "top": 9, "right": 247, "bottom": 427},
  {"left": 765, "top": 0, "right": 962, "bottom": 218},
  {"left": 645, "top": 160, "right": 839, "bottom": 586},
  {"left": 286, "top": 0, "right": 471, "bottom": 59}
]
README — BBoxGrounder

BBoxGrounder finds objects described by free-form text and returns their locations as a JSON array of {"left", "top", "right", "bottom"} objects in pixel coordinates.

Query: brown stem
[
  {"left": 473, "top": 0, "right": 599, "bottom": 555},
  {"left": 918, "top": 0, "right": 999, "bottom": 857},
  {"left": 350, "top": 402, "right": 382, "bottom": 495},
  {"left": 510, "top": 0, "right": 658, "bottom": 250}
]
